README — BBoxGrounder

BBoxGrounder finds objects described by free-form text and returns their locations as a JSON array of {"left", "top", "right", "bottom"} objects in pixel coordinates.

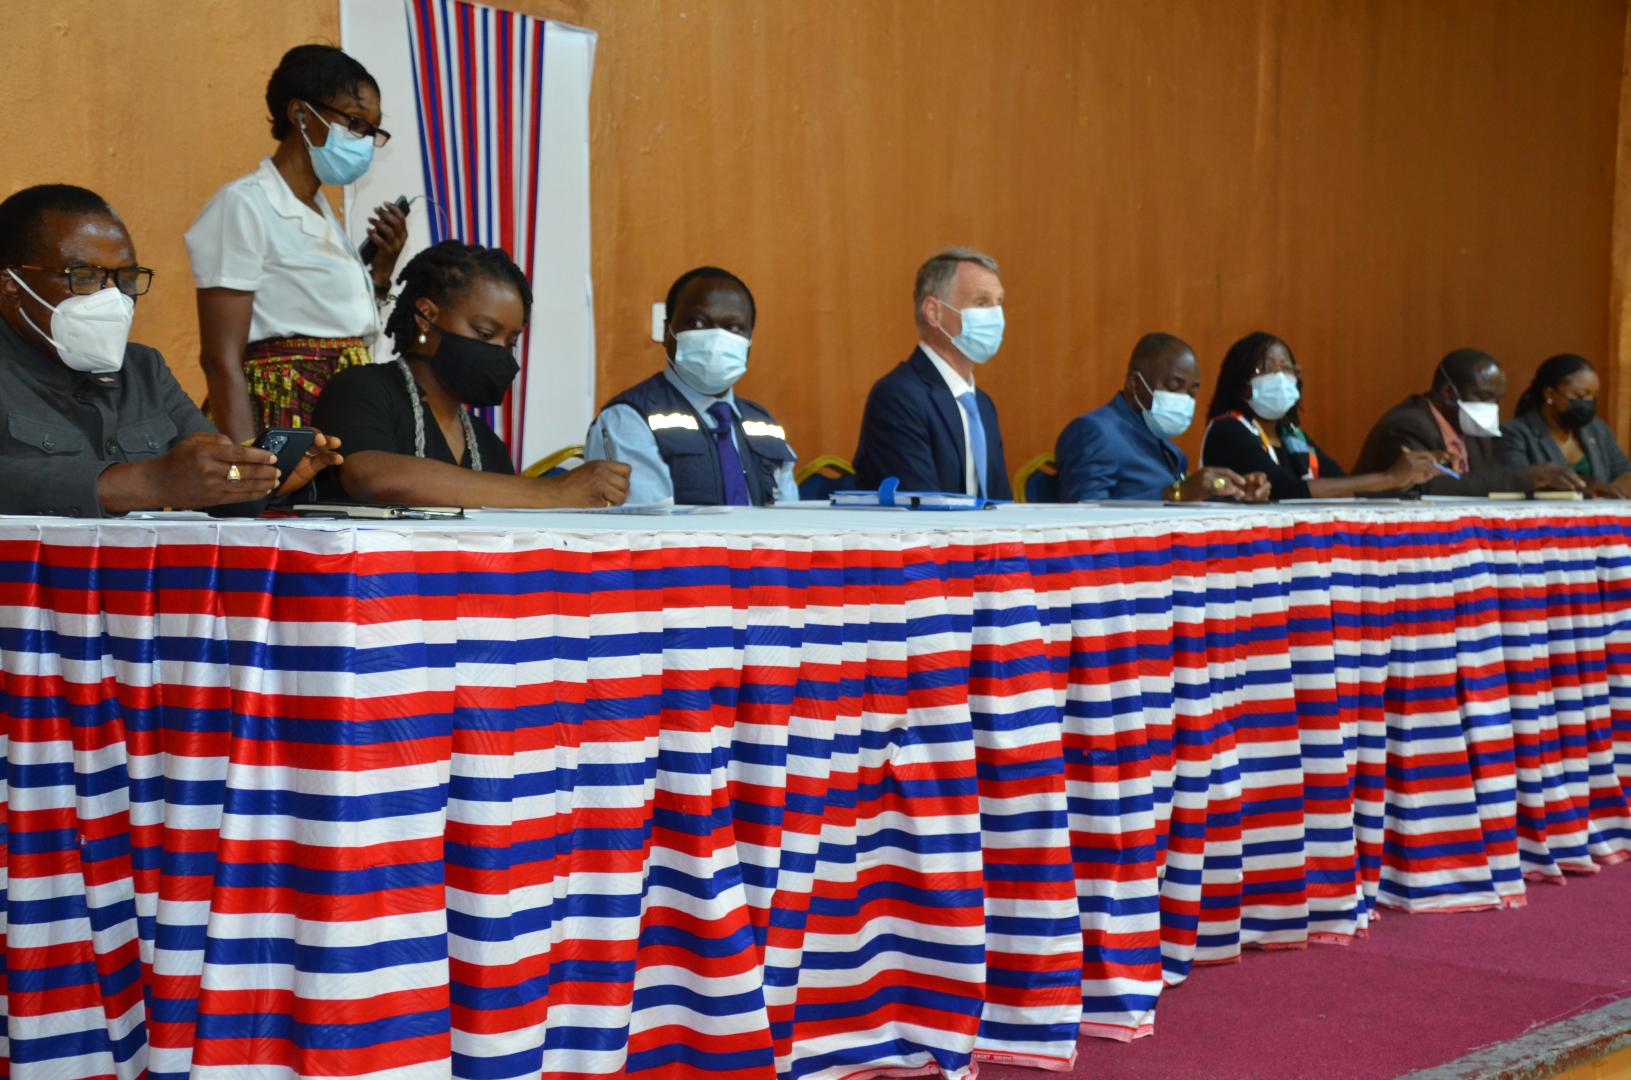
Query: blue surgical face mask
[
  {"left": 672, "top": 327, "right": 750, "bottom": 395},
  {"left": 299, "top": 102, "right": 375, "bottom": 186},
  {"left": 1248, "top": 371, "right": 1301, "bottom": 421},
  {"left": 1138, "top": 371, "right": 1195, "bottom": 438},
  {"left": 936, "top": 299, "right": 1005, "bottom": 364}
]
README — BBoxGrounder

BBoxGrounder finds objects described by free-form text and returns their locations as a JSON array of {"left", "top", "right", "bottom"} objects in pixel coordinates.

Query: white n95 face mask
[
  {"left": 1138, "top": 372, "right": 1195, "bottom": 438},
  {"left": 938, "top": 300, "right": 1005, "bottom": 364},
  {"left": 672, "top": 327, "right": 750, "bottom": 395},
  {"left": 1440, "top": 365, "right": 1504, "bottom": 439},
  {"left": 7, "top": 269, "right": 133, "bottom": 374},
  {"left": 1248, "top": 371, "right": 1301, "bottom": 421},
  {"left": 1458, "top": 401, "right": 1502, "bottom": 439}
]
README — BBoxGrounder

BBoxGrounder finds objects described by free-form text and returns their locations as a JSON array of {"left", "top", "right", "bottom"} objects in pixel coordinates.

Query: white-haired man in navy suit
[{"left": 853, "top": 247, "right": 1012, "bottom": 498}]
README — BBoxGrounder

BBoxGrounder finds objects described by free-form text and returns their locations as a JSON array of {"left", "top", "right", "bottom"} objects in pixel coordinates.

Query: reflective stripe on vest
[
  {"left": 741, "top": 419, "right": 786, "bottom": 440},
  {"left": 647, "top": 412, "right": 699, "bottom": 431}
]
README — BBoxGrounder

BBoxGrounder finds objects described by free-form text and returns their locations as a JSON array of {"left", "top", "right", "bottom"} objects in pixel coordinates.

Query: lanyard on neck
[
  {"left": 1229, "top": 410, "right": 1320, "bottom": 479},
  {"left": 1229, "top": 411, "right": 1280, "bottom": 466}
]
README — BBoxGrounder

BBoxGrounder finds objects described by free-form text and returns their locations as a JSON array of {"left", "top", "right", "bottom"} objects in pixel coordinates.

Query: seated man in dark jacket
[
  {"left": 584, "top": 266, "right": 796, "bottom": 506},
  {"left": 852, "top": 247, "right": 1011, "bottom": 498},
  {"left": 1352, "top": 348, "right": 1583, "bottom": 496},
  {"left": 0, "top": 184, "right": 338, "bottom": 516}
]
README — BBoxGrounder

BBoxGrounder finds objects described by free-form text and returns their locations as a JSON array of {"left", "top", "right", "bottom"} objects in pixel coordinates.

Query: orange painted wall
[
  {"left": 0, "top": 1, "right": 339, "bottom": 390},
  {"left": 564, "top": 0, "right": 1626, "bottom": 472},
  {"left": 4, "top": 0, "right": 1625, "bottom": 475}
]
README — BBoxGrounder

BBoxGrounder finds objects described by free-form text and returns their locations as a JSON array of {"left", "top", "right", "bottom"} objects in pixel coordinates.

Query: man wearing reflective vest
[{"left": 585, "top": 266, "right": 797, "bottom": 506}]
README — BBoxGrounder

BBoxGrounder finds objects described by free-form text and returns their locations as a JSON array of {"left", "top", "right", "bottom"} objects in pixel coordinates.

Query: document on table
[
  {"left": 831, "top": 490, "right": 988, "bottom": 510},
  {"left": 123, "top": 511, "right": 217, "bottom": 520},
  {"left": 1280, "top": 498, "right": 1441, "bottom": 508},
  {"left": 487, "top": 503, "right": 734, "bottom": 515},
  {"left": 772, "top": 500, "right": 908, "bottom": 511},
  {"left": 291, "top": 503, "right": 465, "bottom": 519},
  {"left": 1420, "top": 494, "right": 1523, "bottom": 503},
  {"left": 1088, "top": 500, "right": 1266, "bottom": 509}
]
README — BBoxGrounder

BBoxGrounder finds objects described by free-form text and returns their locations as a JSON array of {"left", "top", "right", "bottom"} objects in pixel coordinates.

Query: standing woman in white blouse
[{"left": 185, "top": 44, "right": 408, "bottom": 443}]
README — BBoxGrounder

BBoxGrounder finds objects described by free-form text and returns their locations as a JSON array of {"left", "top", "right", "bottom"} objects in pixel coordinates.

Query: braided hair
[
  {"left": 1207, "top": 331, "right": 1301, "bottom": 429},
  {"left": 1514, "top": 353, "right": 1592, "bottom": 418},
  {"left": 383, "top": 241, "right": 533, "bottom": 357}
]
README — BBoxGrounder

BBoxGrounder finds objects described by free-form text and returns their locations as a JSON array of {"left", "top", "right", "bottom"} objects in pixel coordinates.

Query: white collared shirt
[
  {"left": 918, "top": 340, "right": 978, "bottom": 495},
  {"left": 184, "top": 158, "right": 379, "bottom": 346}
]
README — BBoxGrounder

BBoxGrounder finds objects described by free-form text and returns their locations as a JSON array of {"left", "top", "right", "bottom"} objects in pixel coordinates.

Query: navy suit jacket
[
  {"left": 853, "top": 347, "right": 1011, "bottom": 498},
  {"left": 1054, "top": 393, "right": 1188, "bottom": 502}
]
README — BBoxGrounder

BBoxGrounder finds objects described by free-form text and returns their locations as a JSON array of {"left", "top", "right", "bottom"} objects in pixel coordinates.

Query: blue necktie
[
  {"left": 958, "top": 391, "right": 987, "bottom": 496},
  {"left": 708, "top": 402, "right": 752, "bottom": 506}
]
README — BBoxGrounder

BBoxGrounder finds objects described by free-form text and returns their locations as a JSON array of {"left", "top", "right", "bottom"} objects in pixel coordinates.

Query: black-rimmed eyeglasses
[
  {"left": 309, "top": 102, "right": 392, "bottom": 148},
  {"left": 12, "top": 264, "right": 156, "bottom": 297}
]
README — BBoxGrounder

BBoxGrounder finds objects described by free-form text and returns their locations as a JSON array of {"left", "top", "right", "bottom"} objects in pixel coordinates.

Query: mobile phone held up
[
  {"left": 358, "top": 195, "right": 412, "bottom": 265},
  {"left": 208, "top": 427, "right": 318, "bottom": 518}
]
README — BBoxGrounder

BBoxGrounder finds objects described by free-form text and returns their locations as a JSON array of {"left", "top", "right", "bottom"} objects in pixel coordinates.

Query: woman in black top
[
  {"left": 1200, "top": 332, "right": 1439, "bottom": 500},
  {"left": 313, "top": 241, "right": 628, "bottom": 507},
  {"left": 1498, "top": 354, "right": 1631, "bottom": 498}
]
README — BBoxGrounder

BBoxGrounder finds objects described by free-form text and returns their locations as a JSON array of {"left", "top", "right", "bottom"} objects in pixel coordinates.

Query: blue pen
[{"left": 1433, "top": 461, "right": 1462, "bottom": 480}]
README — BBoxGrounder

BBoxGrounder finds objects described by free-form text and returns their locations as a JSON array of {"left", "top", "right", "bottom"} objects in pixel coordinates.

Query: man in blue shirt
[
  {"left": 585, "top": 266, "right": 797, "bottom": 506},
  {"left": 1055, "top": 332, "right": 1266, "bottom": 503}
]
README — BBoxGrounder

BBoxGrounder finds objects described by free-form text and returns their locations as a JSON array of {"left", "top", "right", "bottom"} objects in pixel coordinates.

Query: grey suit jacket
[
  {"left": 0, "top": 315, "right": 213, "bottom": 516},
  {"left": 1352, "top": 394, "right": 1532, "bottom": 495},
  {"left": 1499, "top": 410, "right": 1631, "bottom": 483}
]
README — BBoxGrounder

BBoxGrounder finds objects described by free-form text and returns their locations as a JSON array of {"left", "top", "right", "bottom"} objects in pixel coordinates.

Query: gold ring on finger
[
  {"left": 228, "top": 464, "right": 242, "bottom": 483},
  {"left": 1213, "top": 476, "right": 1227, "bottom": 491}
]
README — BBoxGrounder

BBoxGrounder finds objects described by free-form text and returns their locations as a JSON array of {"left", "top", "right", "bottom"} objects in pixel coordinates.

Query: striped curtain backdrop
[
  {"left": 342, "top": 0, "right": 598, "bottom": 473},
  {"left": 406, "top": 0, "right": 548, "bottom": 464}
]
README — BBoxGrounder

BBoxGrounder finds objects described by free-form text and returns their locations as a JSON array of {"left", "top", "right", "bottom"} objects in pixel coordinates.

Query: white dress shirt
[
  {"left": 184, "top": 158, "right": 379, "bottom": 346},
  {"left": 918, "top": 341, "right": 978, "bottom": 495}
]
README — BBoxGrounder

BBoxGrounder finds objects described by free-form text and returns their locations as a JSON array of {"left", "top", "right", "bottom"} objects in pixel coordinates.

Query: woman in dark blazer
[{"left": 1500, "top": 354, "right": 1631, "bottom": 498}]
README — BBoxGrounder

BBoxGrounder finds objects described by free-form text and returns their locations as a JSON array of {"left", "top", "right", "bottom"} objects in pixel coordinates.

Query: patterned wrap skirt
[{"left": 243, "top": 336, "right": 371, "bottom": 431}]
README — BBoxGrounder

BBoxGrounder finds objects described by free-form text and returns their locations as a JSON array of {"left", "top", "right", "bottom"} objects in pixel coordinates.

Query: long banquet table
[{"left": 1, "top": 501, "right": 1628, "bottom": 1080}]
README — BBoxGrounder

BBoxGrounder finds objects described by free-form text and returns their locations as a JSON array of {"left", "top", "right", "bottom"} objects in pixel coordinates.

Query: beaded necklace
[{"left": 395, "top": 358, "right": 482, "bottom": 472}]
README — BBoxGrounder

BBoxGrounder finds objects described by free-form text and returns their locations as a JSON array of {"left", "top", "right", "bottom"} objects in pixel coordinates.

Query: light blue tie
[{"left": 958, "top": 391, "right": 988, "bottom": 496}]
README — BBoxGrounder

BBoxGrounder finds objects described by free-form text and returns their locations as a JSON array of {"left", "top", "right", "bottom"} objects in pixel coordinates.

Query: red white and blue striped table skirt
[{"left": 2, "top": 503, "right": 1628, "bottom": 1079}]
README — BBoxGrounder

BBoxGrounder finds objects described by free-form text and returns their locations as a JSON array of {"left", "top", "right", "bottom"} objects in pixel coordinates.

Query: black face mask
[
  {"left": 426, "top": 324, "right": 519, "bottom": 407},
  {"left": 1557, "top": 396, "right": 1596, "bottom": 432}
]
